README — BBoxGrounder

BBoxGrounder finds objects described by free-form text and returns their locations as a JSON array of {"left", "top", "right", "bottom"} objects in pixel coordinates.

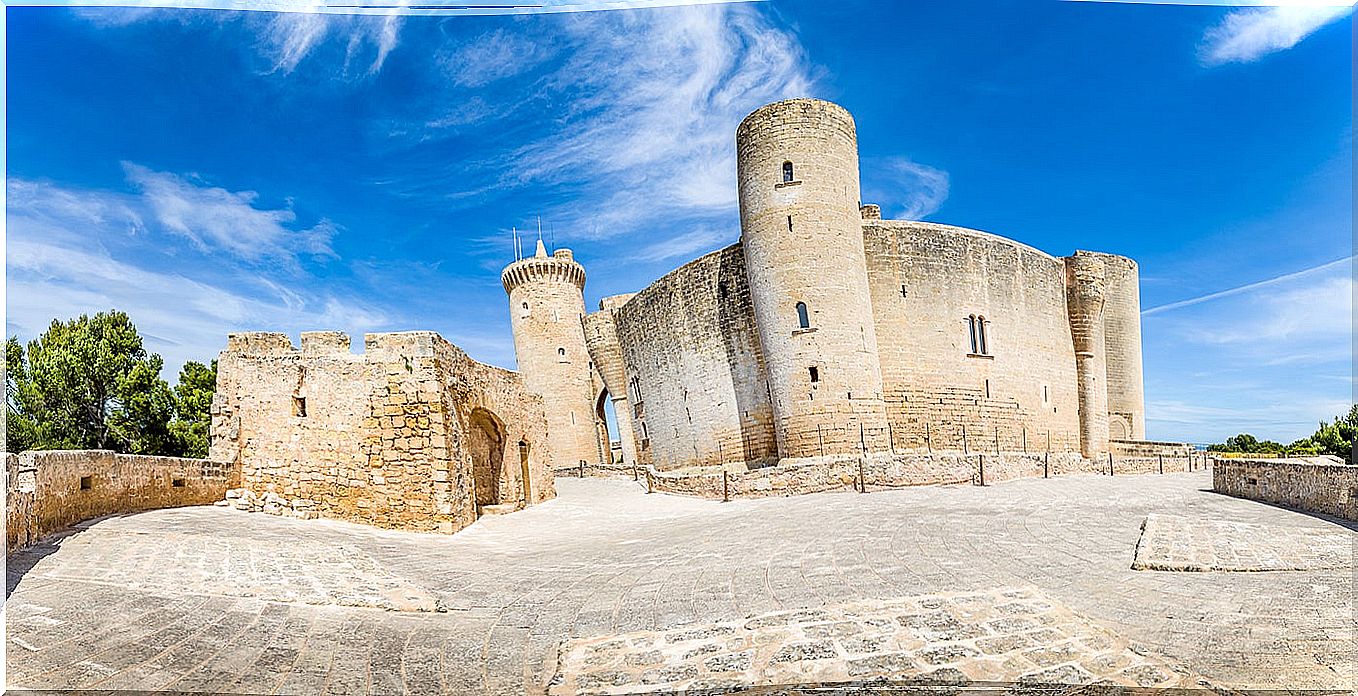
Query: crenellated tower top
[{"left": 501, "top": 240, "right": 586, "bottom": 293}]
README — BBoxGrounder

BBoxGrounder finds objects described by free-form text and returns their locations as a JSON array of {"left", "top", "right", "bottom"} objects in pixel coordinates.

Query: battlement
[
  {"left": 501, "top": 249, "right": 586, "bottom": 293},
  {"left": 225, "top": 332, "right": 296, "bottom": 355},
  {"left": 301, "top": 331, "right": 351, "bottom": 355}
]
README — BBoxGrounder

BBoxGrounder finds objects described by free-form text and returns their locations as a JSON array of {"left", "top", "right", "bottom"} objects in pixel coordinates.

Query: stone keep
[
  {"left": 502, "top": 241, "right": 601, "bottom": 468},
  {"left": 737, "top": 99, "right": 891, "bottom": 459},
  {"left": 580, "top": 97, "right": 1149, "bottom": 472}
]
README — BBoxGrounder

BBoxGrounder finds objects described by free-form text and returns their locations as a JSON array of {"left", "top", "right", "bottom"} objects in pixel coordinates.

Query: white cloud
[
  {"left": 864, "top": 158, "right": 950, "bottom": 221},
  {"left": 6, "top": 177, "right": 390, "bottom": 376},
  {"left": 120, "top": 163, "right": 338, "bottom": 265},
  {"left": 1199, "top": 4, "right": 1353, "bottom": 66},
  {"left": 493, "top": 4, "right": 817, "bottom": 237},
  {"left": 440, "top": 27, "right": 557, "bottom": 88},
  {"left": 634, "top": 227, "right": 735, "bottom": 263}
]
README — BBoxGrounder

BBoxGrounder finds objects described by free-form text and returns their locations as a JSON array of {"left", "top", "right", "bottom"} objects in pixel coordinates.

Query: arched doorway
[
  {"left": 469, "top": 408, "right": 505, "bottom": 509},
  {"left": 595, "top": 389, "right": 621, "bottom": 464}
]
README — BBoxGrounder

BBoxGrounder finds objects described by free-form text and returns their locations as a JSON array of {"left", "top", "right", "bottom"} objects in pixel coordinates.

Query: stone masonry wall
[
  {"left": 1213, "top": 457, "right": 1358, "bottom": 521},
  {"left": 644, "top": 451, "right": 1094, "bottom": 500},
  {"left": 864, "top": 221, "right": 1083, "bottom": 454},
  {"left": 6, "top": 450, "right": 236, "bottom": 554},
  {"left": 614, "top": 244, "right": 777, "bottom": 471},
  {"left": 211, "top": 331, "right": 554, "bottom": 534}
]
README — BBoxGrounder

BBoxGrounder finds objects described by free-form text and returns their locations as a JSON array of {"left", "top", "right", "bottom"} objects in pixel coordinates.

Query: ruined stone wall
[
  {"left": 1213, "top": 457, "right": 1358, "bottom": 521},
  {"left": 864, "top": 221, "right": 1083, "bottom": 454},
  {"left": 211, "top": 330, "right": 554, "bottom": 534},
  {"left": 613, "top": 244, "right": 776, "bottom": 471},
  {"left": 6, "top": 450, "right": 235, "bottom": 553}
]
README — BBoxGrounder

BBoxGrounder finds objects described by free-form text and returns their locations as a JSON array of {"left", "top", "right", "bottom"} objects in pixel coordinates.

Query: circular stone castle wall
[{"left": 864, "top": 220, "right": 1083, "bottom": 452}]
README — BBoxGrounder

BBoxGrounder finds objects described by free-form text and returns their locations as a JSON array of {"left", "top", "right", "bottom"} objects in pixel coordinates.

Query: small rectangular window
[
  {"left": 80, "top": 475, "right": 93, "bottom": 491},
  {"left": 292, "top": 396, "right": 307, "bottom": 417},
  {"left": 809, "top": 366, "right": 820, "bottom": 383},
  {"left": 172, "top": 478, "right": 186, "bottom": 488}
]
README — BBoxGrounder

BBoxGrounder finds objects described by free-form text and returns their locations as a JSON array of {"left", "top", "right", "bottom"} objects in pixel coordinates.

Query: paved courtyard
[{"left": 5, "top": 470, "right": 1356, "bottom": 693}]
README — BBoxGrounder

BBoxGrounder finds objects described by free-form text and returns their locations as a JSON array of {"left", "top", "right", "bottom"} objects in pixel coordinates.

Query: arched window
[
  {"left": 557, "top": 347, "right": 566, "bottom": 360},
  {"left": 783, "top": 161, "right": 794, "bottom": 183},
  {"left": 977, "top": 316, "right": 989, "bottom": 355},
  {"left": 796, "top": 302, "right": 810, "bottom": 329},
  {"left": 967, "top": 315, "right": 978, "bottom": 354}
]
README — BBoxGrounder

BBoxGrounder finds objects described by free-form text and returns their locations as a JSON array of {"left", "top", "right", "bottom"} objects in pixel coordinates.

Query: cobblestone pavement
[
  {"left": 550, "top": 587, "right": 1210, "bottom": 693},
  {"left": 6, "top": 470, "right": 1356, "bottom": 694},
  {"left": 1133, "top": 513, "right": 1356, "bottom": 572}
]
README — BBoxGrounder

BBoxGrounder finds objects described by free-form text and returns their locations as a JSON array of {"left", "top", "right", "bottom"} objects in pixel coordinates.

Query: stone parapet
[
  {"left": 1213, "top": 457, "right": 1357, "bottom": 521},
  {"left": 6, "top": 450, "right": 237, "bottom": 554}
]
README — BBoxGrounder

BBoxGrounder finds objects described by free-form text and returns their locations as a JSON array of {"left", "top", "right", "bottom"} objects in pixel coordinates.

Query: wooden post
[
  {"left": 859, "top": 423, "right": 866, "bottom": 457},
  {"left": 1158, "top": 454, "right": 1163, "bottom": 474},
  {"left": 580, "top": 461, "right": 585, "bottom": 479},
  {"left": 962, "top": 425, "right": 969, "bottom": 454},
  {"left": 632, "top": 461, "right": 638, "bottom": 481},
  {"left": 645, "top": 469, "right": 652, "bottom": 494},
  {"left": 722, "top": 470, "right": 729, "bottom": 503},
  {"left": 888, "top": 421, "right": 896, "bottom": 454},
  {"left": 979, "top": 454, "right": 986, "bottom": 486},
  {"left": 1043, "top": 451, "right": 1049, "bottom": 478},
  {"left": 994, "top": 426, "right": 1000, "bottom": 454},
  {"left": 926, "top": 422, "right": 932, "bottom": 453},
  {"left": 818, "top": 425, "right": 824, "bottom": 457},
  {"left": 857, "top": 458, "right": 865, "bottom": 494},
  {"left": 1022, "top": 426, "right": 1027, "bottom": 454},
  {"left": 1108, "top": 452, "right": 1114, "bottom": 476}
]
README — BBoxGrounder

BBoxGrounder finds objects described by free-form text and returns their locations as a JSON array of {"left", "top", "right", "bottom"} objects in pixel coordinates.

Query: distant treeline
[
  {"left": 1207, "top": 405, "right": 1356, "bottom": 459},
  {"left": 5, "top": 310, "right": 215, "bottom": 457}
]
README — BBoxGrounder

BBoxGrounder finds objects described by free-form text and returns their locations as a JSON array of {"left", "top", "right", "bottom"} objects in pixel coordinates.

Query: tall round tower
[
  {"left": 736, "top": 98, "right": 889, "bottom": 459},
  {"left": 502, "top": 241, "right": 599, "bottom": 468}
]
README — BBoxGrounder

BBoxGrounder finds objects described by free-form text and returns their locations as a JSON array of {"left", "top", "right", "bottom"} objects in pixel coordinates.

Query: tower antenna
[
  {"left": 512, "top": 226, "right": 520, "bottom": 261},
  {"left": 537, "top": 216, "right": 543, "bottom": 248}
]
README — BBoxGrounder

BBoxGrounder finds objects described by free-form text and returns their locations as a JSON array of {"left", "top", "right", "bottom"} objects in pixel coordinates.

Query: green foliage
[
  {"left": 1206, "top": 433, "right": 1284, "bottom": 454},
  {"left": 1209, "top": 405, "right": 1357, "bottom": 460},
  {"left": 5, "top": 311, "right": 216, "bottom": 457},
  {"left": 169, "top": 360, "right": 217, "bottom": 458}
]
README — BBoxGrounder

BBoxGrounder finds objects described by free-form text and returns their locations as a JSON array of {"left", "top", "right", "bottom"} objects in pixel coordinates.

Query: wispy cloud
[
  {"left": 633, "top": 226, "right": 735, "bottom": 263},
  {"left": 864, "top": 157, "right": 950, "bottom": 221},
  {"left": 1198, "top": 3, "right": 1353, "bottom": 66},
  {"left": 120, "top": 163, "right": 339, "bottom": 266},
  {"left": 1143, "top": 255, "right": 1352, "bottom": 316},
  {"left": 7, "top": 176, "right": 389, "bottom": 374}
]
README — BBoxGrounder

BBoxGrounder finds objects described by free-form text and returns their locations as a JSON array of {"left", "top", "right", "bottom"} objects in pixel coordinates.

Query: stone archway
[{"left": 469, "top": 408, "right": 505, "bottom": 509}]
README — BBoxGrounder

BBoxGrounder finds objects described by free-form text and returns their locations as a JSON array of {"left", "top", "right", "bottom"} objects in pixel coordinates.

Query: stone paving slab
[
  {"left": 7, "top": 472, "right": 1356, "bottom": 693},
  {"left": 1132, "top": 513, "right": 1357, "bottom": 572},
  {"left": 548, "top": 587, "right": 1212, "bottom": 694},
  {"left": 14, "top": 517, "right": 441, "bottom": 612}
]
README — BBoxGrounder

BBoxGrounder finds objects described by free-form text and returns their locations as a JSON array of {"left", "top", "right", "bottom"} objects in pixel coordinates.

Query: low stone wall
[
  {"left": 645, "top": 451, "right": 1095, "bottom": 500},
  {"left": 6, "top": 450, "right": 237, "bottom": 554},
  {"left": 1213, "top": 457, "right": 1358, "bottom": 521},
  {"left": 1110, "top": 439, "right": 1194, "bottom": 458}
]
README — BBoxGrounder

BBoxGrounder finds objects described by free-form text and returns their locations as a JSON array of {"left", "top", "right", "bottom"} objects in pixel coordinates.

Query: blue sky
[{"left": 4, "top": 0, "right": 1352, "bottom": 444}]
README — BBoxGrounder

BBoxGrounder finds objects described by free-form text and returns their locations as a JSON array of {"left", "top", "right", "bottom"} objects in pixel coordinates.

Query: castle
[
  {"left": 209, "top": 97, "right": 1153, "bottom": 533},
  {"left": 512, "top": 98, "right": 1146, "bottom": 474}
]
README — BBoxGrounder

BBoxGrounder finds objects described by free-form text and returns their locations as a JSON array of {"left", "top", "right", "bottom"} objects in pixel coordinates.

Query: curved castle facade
[{"left": 510, "top": 98, "right": 1147, "bottom": 473}]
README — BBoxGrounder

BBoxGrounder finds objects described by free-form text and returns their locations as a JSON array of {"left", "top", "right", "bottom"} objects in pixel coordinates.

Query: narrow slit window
[
  {"left": 796, "top": 302, "right": 810, "bottom": 329},
  {"left": 978, "top": 316, "right": 989, "bottom": 355},
  {"left": 782, "top": 161, "right": 794, "bottom": 182},
  {"left": 809, "top": 366, "right": 820, "bottom": 383}
]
